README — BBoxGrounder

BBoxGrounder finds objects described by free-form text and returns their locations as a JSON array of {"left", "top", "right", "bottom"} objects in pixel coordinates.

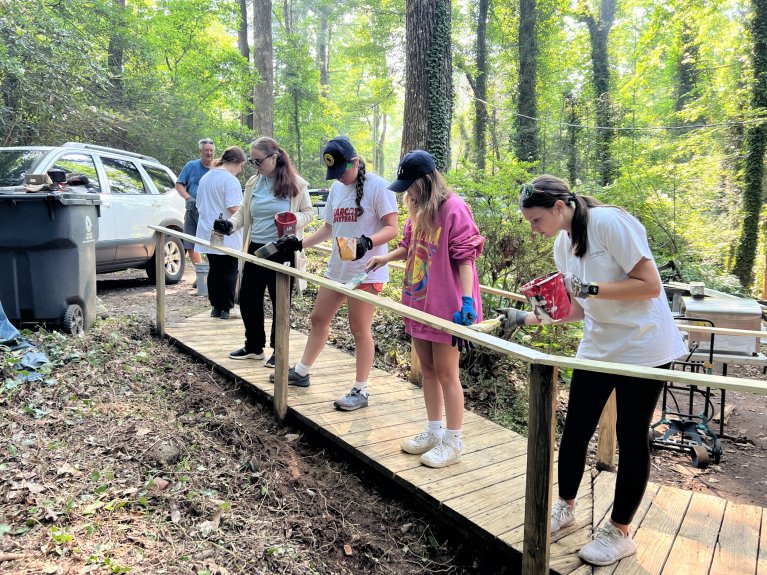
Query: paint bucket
[
  {"left": 275, "top": 211, "right": 297, "bottom": 237},
  {"left": 519, "top": 271, "right": 572, "bottom": 321},
  {"left": 194, "top": 263, "right": 209, "bottom": 297}
]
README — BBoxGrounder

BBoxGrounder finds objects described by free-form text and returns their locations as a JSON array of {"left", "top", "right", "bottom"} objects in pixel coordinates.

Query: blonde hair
[{"left": 406, "top": 171, "right": 453, "bottom": 240}]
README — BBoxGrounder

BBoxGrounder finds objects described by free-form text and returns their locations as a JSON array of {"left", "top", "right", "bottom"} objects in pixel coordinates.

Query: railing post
[
  {"left": 522, "top": 362, "right": 557, "bottom": 575},
  {"left": 596, "top": 391, "right": 617, "bottom": 471},
  {"left": 154, "top": 232, "right": 166, "bottom": 337},
  {"left": 273, "top": 266, "right": 290, "bottom": 422}
]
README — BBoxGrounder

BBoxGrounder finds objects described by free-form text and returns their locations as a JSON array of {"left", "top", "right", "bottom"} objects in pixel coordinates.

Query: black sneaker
[
  {"left": 220, "top": 310, "right": 230, "bottom": 320},
  {"left": 269, "top": 367, "right": 310, "bottom": 387},
  {"left": 211, "top": 308, "right": 221, "bottom": 317},
  {"left": 264, "top": 353, "right": 276, "bottom": 368},
  {"left": 229, "top": 347, "right": 264, "bottom": 360}
]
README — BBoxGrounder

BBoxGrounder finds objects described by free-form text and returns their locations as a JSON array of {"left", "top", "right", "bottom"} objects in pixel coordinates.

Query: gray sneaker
[
  {"left": 334, "top": 387, "right": 369, "bottom": 411},
  {"left": 551, "top": 498, "right": 576, "bottom": 533},
  {"left": 269, "top": 367, "right": 310, "bottom": 387},
  {"left": 578, "top": 522, "right": 636, "bottom": 566}
]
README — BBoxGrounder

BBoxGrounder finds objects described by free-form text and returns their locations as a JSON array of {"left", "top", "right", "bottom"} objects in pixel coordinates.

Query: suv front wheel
[{"left": 146, "top": 234, "right": 185, "bottom": 284}]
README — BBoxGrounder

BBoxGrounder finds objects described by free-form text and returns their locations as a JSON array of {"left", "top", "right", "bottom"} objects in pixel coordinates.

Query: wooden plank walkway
[{"left": 166, "top": 312, "right": 766, "bottom": 574}]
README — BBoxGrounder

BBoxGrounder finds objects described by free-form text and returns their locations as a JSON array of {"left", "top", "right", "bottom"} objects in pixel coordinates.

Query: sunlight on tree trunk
[
  {"left": 402, "top": 0, "right": 452, "bottom": 171},
  {"left": 253, "top": 0, "right": 274, "bottom": 137}
]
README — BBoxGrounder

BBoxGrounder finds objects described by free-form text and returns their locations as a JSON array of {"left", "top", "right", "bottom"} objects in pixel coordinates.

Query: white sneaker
[
  {"left": 420, "top": 440, "right": 461, "bottom": 468},
  {"left": 578, "top": 522, "right": 636, "bottom": 566},
  {"left": 401, "top": 431, "right": 441, "bottom": 455},
  {"left": 551, "top": 498, "right": 576, "bottom": 533}
]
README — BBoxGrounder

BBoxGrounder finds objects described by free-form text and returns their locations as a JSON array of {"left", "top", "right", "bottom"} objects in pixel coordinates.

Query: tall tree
[
  {"left": 516, "top": 0, "right": 539, "bottom": 162},
  {"left": 239, "top": 0, "right": 253, "bottom": 129},
  {"left": 401, "top": 0, "right": 452, "bottom": 170},
  {"left": 734, "top": 0, "right": 767, "bottom": 287},
  {"left": 253, "top": 0, "right": 274, "bottom": 136},
  {"left": 579, "top": 0, "right": 617, "bottom": 186},
  {"left": 107, "top": 0, "right": 126, "bottom": 109},
  {"left": 475, "top": 0, "right": 489, "bottom": 170}
]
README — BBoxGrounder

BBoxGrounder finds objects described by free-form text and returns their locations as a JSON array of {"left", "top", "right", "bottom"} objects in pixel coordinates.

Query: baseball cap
[
  {"left": 387, "top": 150, "right": 436, "bottom": 193},
  {"left": 322, "top": 136, "right": 356, "bottom": 180}
]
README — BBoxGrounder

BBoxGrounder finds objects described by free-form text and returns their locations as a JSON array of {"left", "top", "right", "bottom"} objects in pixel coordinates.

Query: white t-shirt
[
  {"left": 322, "top": 172, "right": 398, "bottom": 284},
  {"left": 553, "top": 207, "right": 687, "bottom": 366},
  {"left": 194, "top": 169, "right": 244, "bottom": 254}
]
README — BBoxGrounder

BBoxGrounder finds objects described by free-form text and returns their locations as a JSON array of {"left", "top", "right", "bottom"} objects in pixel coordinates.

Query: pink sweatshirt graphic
[{"left": 400, "top": 194, "right": 485, "bottom": 344}]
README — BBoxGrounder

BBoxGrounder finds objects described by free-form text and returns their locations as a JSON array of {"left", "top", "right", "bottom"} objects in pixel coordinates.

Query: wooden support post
[
  {"left": 409, "top": 340, "right": 423, "bottom": 386},
  {"left": 154, "top": 232, "right": 166, "bottom": 337},
  {"left": 596, "top": 391, "right": 617, "bottom": 471},
  {"left": 522, "top": 363, "right": 557, "bottom": 575},
  {"left": 273, "top": 267, "right": 290, "bottom": 423}
]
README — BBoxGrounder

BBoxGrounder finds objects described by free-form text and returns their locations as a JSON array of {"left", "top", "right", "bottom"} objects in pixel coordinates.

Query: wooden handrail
[{"left": 150, "top": 226, "right": 767, "bottom": 575}]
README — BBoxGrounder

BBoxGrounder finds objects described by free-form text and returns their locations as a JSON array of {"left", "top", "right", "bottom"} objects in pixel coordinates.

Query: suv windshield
[{"left": 0, "top": 149, "right": 46, "bottom": 187}]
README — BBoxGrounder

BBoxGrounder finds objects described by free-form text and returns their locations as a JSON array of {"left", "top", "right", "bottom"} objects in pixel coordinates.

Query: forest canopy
[{"left": 1, "top": 0, "right": 764, "bottom": 295}]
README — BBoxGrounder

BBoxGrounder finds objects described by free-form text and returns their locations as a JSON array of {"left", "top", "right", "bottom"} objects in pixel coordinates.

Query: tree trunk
[
  {"left": 565, "top": 92, "right": 580, "bottom": 184},
  {"left": 516, "top": 0, "right": 538, "bottom": 163},
  {"left": 318, "top": 7, "right": 329, "bottom": 98},
  {"left": 402, "top": 0, "right": 452, "bottom": 171},
  {"left": 734, "top": 0, "right": 767, "bottom": 288},
  {"left": 107, "top": 0, "right": 126, "bottom": 109},
  {"left": 475, "top": 0, "right": 489, "bottom": 170},
  {"left": 581, "top": 0, "right": 617, "bottom": 186},
  {"left": 252, "top": 0, "right": 274, "bottom": 137},
  {"left": 239, "top": 0, "right": 253, "bottom": 129}
]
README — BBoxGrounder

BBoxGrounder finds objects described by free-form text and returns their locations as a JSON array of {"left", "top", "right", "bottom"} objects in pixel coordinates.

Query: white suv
[{"left": 0, "top": 143, "right": 186, "bottom": 283}]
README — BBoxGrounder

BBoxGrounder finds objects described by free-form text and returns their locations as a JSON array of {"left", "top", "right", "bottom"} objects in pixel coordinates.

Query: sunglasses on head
[
  {"left": 520, "top": 183, "right": 535, "bottom": 198},
  {"left": 199, "top": 138, "right": 214, "bottom": 146}
]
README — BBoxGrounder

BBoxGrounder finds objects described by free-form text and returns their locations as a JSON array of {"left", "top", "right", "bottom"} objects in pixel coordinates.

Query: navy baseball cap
[
  {"left": 387, "top": 150, "right": 436, "bottom": 193},
  {"left": 322, "top": 136, "right": 356, "bottom": 180}
]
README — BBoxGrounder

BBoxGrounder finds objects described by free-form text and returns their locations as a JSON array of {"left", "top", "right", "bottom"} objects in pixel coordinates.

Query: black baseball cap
[
  {"left": 387, "top": 150, "right": 436, "bottom": 193},
  {"left": 322, "top": 136, "right": 356, "bottom": 180}
]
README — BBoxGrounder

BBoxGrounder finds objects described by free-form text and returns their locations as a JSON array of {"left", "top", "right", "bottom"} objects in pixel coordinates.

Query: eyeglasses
[
  {"left": 249, "top": 154, "right": 272, "bottom": 167},
  {"left": 519, "top": 183, "right": 535, "bottom": 198},
  {"left": 198, "top": 138, "right": 214, "bottom": 146}
]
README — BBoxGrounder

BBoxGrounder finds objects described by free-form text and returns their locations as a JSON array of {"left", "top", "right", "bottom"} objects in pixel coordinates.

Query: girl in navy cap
[
  {"left": 367, "top": 150, "right": 485, "bottom": 468},
  {"left": 271, "top": 136, "right": 398, "bottom": 411}
]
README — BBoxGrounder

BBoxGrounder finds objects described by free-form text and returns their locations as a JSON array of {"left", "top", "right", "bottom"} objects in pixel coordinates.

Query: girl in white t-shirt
[
  {"left": 194, "top": 146, "right": 246, "bottom": 319},
  {"left": 271, "top": 136, "right": 398, "bottom": 411},
  {"left": 516, "top": 174, "right": 686, "bottom": 567}
]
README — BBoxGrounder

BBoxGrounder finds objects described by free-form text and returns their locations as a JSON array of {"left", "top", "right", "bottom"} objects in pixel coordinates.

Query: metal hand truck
[{"left": 649, "top": 316, "right": 724, "bottom": 469}]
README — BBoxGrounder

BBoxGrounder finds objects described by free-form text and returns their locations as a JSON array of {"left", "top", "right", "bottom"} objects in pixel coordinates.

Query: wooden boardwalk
[{"left": 166, "top": 312, "right": 767, "bottom": 575}]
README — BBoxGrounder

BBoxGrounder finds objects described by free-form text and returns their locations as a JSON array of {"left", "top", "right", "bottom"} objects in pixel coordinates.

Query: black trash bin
[{"left": 0, "top": 191, "right": 101, "bottom": 335}]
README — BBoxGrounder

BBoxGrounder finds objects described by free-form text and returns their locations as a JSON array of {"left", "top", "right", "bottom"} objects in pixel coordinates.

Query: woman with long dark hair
[
  {"left": 214, "top": 137, "right": 314, "bottom": 367},
  {"left": 516, "top": 174, "right": 686, "bottom": 566}
]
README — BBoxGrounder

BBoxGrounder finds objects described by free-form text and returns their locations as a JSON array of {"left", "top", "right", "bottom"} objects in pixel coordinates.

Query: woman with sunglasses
[
  {"left": 271, "top": 136, "right": 398, "bottom": 411},
  {"left": 515, "top": 174, "right": 685, "bottom": 566},
  {"left": 214, "top": 137, "right": 314, "bottom": 367},
  {"left": 195, "top": 146, "right": 247, "bottom": 320}
]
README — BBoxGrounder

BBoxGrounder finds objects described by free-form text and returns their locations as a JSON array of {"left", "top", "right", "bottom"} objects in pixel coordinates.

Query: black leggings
[
  {"left": 558, "top": 366, "right": 666, "bottom": 525},
  {"left": 206, "top": 253, "right": 238, "bottom": 312},
  {"left": 239, "top": 242, "right": 295, "bottom": 353}
]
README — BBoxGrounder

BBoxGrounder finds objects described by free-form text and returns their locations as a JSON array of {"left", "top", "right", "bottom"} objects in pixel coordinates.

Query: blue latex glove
[
  {"left": 451, "top": 310, "right": 474, "bottom": 353},
  {"left": 459, "top": 296, "right": 477, "bottom": 326}
]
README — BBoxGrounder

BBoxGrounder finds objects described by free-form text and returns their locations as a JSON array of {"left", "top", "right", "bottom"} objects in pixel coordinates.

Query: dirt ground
[{"left": 2, "top": 262, "right": 765, "bottom": 574}]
